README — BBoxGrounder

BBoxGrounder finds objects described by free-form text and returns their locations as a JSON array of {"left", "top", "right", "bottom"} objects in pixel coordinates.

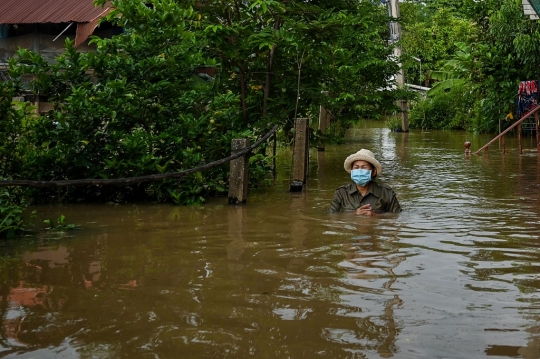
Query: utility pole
[{"left": 387, "top": 0, "right": 409, "bottom": 132}]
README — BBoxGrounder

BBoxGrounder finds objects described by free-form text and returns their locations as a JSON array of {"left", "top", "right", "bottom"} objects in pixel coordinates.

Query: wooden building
[
  {"left": 0, "top": 0, "right": 116, "bottom": 113},
  {"left": 0, "top": 0, "right": 113, "bottom": 63}
]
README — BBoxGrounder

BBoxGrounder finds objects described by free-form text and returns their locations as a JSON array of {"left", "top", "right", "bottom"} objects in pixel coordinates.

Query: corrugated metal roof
[{"left": 0, "top": 0, "right": 111, "bottom": 24}]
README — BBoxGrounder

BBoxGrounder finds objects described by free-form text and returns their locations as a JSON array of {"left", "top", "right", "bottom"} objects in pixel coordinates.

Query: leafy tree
[
  {"left": 403, "top": 0, "right": 540, "bottom": 132},
  {"left": 0, "top": 187, "right": 25, "bottom": 239},
  {"left": 472, "top": 0, "right": 540, "bottom": 132},
  {"left": 7, "top": 1, "right": 236, "bottom": 203},
  {"left": 428, "top": 42, "right": 482, "bottom": 93},
  {"left": 1, "top": 0, "right": 399, "bottom": 206},
  {"left": 409, "top": 82, "right": 475, "bottom": 130},
  {"left": 401, "top": 6, "right": 477, "bottom": 86},
  {"left": 197, "top": 0, "right": 398, "bottom": 135}
]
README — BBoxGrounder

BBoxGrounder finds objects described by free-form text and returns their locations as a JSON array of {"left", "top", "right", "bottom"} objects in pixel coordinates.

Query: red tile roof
[{"left": 0, "top": 0, "right": 112, "bottom": 24}]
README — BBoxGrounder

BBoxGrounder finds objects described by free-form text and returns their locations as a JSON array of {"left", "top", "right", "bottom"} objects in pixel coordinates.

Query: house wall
[
  {"left": 0, "top": 33, "right": 97, "bottom": 63},
  {"left": 0, "top": 23, "right": 118, "bottom": 63},
  {"left": 0, "top": 23, "right": 118, "bottom": 114}
]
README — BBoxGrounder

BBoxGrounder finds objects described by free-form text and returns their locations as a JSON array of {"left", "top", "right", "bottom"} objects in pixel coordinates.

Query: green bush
[
  {"left": 1, "top": 0, "right": 397, "bottom": 206},
  {"left": 0, "top": 188, "right": 25, "bottom": 239},
  {"left": 2, "top": 12, "right": 265, "bottom": 205},
  {"left": 385, "top": 115, "right": 402, "bottom": 132},
  {"left": 409, "top": 83, "right": 474, "bottom": 131}
]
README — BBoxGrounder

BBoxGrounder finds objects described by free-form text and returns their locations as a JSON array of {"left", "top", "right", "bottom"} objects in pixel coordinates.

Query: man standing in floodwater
[{"left": 329, "top": 149, "right": 401, "bottom": 215}]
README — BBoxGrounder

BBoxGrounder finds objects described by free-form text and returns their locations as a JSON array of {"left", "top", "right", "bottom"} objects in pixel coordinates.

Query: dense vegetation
[
  {"left": 401, "top": 0, "right": 540, "bottom": 131},
  {"left": 0, "top": 0, "right": 399, "bottom": 236},
  {"left": 4, "top": 0, "right": 539, "bottom": 237}
]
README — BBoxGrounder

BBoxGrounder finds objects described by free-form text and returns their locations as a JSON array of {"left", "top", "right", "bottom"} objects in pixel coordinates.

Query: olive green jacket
[{"left": 329, "top": 181, "right": 401, "bottom": 213}]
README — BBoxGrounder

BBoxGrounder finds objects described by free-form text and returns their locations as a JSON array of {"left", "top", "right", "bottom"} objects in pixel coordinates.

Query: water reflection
[
  {"left": 2, "top": 124, "right": 540, "bottom": 357},
  {"left": 227, "top": 206, "right": 247, "bottom": 267},
  {"left": 337, "top": 218, "right": 404, "bottom": 358}
]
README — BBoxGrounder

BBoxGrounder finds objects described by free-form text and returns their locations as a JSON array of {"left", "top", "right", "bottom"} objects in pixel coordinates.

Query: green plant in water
[
  {"left": 44, "top": 214, "right": 80, "bottom": 231},
  {"left": 249, "top": 153, "right": 273, "bottom": 188},
  {"left": 386, "top": 115, "right": 403, "bottom": 132},
  {"left": 0, "top": 188, "right": 25, "bottom": 239}
]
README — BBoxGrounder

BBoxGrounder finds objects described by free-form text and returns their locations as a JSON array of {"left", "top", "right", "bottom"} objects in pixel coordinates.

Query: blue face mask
[{"left": 351, "top": 169, "right": 372, "bottom": 186}]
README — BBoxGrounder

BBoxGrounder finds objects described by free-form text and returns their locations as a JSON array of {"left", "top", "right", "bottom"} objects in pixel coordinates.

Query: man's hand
[{"left": 355, "top": 204, "right": 373, "bottom": 216}]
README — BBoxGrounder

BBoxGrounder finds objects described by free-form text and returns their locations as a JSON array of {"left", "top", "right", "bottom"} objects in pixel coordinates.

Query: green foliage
[
  {"left": 197, "top": 0, "right": 398, "bottom": 130},
  {"left": 472, "top": 0, "right": 540, "bottom": 132},
  {"left": 410, "top": 82, "right": 474, "bottom": 130},
  {"left": 248, "top": 153, "right": 273, "bottom": 188},
  {"left": 324, "top": 115, "right": 360, "bottom": 144},
  {"left": 386, "top": 115, "right": 402, "bottom": 132},
  {"left": 403, "top": 0, "right": 540, "bottom": 133},
  {"left": 0, "top": 187, "right": 25, "bottom": 239},
  {"left": 1, "top": 0, "right": 399, "bottom": 205},
  {"left": 427, "top": 42, "right": 479, "bottom": 95},
  {"left": 402, "top": 7, "right": 477, "bottom": 86},
  {"left": 2, "top": 1, "right": 251, "bottom": 204},
  {"left": 44, "top": 214, "right": 80, "bottom": 231},
  {"left": 0, "top": 79, "right": 33, "bottom": 177}
]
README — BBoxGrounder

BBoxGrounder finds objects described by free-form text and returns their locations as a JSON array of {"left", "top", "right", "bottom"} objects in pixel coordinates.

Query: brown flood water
[{"left": 2, "top": 122, "right": 540, "bottom": 358}]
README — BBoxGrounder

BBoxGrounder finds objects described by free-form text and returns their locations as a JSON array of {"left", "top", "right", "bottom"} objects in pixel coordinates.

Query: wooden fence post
[
  {"left": 228, "top": 138, "right": 250, "bottom": 204},
  {"left": 272, "top": 132, "right": 277, "bottom": 179},
  {"left": 518, "top": 123, "right": 522, "bottom": 154},
  {"left": 318, "top": 91, "right": 329, "bottom": 151},
  {"left": 290, "top": 117, "right": 309, "bottom": 192},
  {"left": 534, "top": 112, "right": 540, "bottom": 154}
]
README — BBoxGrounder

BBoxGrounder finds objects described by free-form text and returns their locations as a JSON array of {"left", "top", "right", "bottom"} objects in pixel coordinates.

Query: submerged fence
[
  {"left": 0, "top": 125, "right": 279, "bottom": 204},
  {"left": 0, "top": 125, "right": 278, "bottom": 188}
]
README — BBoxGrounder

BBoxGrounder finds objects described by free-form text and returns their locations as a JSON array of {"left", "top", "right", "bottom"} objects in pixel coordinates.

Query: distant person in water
[{"left": 330, "top": 149, "right": 401, "bottom": 215}]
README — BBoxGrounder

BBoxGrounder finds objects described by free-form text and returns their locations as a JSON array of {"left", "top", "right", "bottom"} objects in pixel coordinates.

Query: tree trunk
[
  {"left": 262, "top": 45, "right": 275, "bottom": 120},
  {"left": 262, "top": 19, "right": 280, "bottom": 120},
  {"left": 239, "top": 65, "right": 249, "bottom": 126}
]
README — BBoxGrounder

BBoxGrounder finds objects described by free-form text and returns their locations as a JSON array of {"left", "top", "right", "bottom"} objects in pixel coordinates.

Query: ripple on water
[{"left": 8, "top": 126, "right": 540, "bottom": 358}]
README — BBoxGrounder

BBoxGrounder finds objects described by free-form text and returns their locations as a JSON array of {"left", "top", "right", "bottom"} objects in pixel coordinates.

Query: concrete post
[
  {"left": 318, "top": 91, "right": 329, "bottom": 151},
  {"left": 290, "top": 117, "right": 309, "bottom": 192},
  {"left": 388, "top": 0, "right": 409, "bottom": 132},
  {"left": 33, "top": 94, "right": 40, "bottom": 116},
  {"left": 228, "top": 138, "right": 250, "bottom": 204}
]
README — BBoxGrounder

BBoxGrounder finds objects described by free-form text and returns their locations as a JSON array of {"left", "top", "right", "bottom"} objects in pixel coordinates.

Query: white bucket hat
[{"left": 343, "top": 149, "right": 382, "bottom": 174}]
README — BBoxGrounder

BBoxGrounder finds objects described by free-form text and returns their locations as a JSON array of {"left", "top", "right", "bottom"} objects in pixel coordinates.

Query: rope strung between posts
[{"left": 0, "top": 125, "right": 279, "bottom": 188}]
